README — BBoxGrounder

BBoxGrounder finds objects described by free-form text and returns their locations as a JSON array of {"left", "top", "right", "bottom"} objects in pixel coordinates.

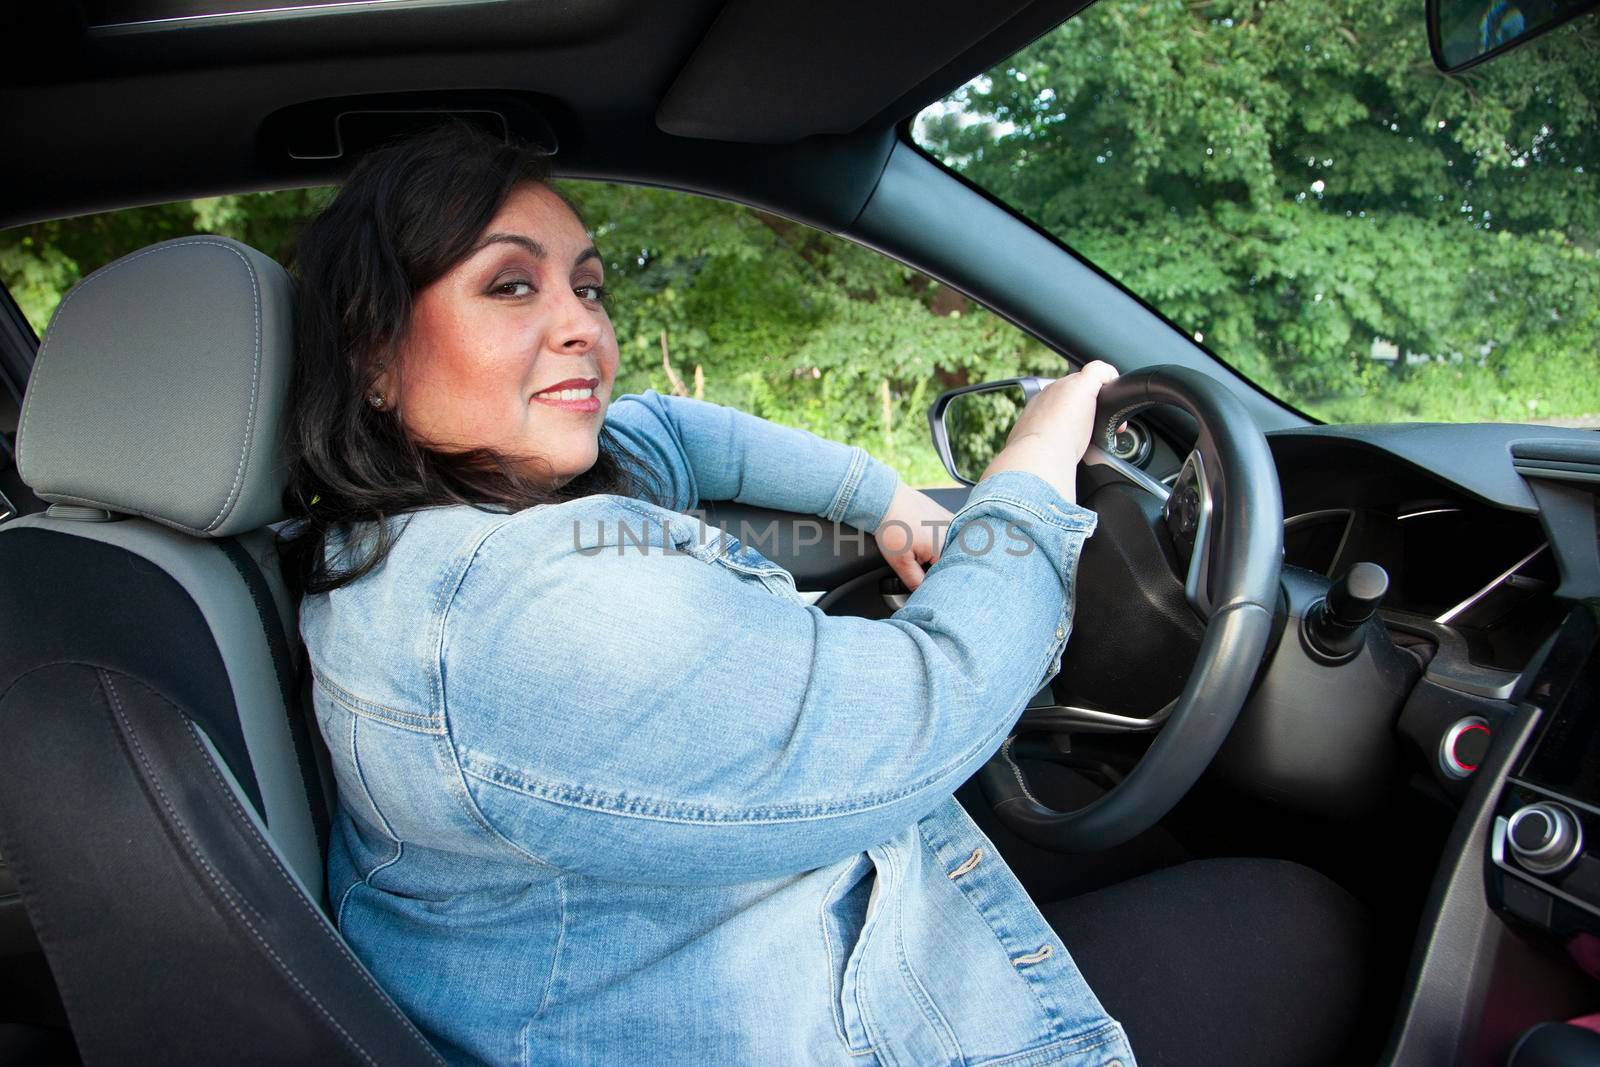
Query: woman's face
[{"left": 378, "top": 181, "right": 617, "bottom": 487}]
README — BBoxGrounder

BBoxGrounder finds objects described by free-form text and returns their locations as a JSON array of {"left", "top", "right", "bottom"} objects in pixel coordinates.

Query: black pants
[{"left": 1041, "top": 857, "right": 1373, "bottom": 1067}]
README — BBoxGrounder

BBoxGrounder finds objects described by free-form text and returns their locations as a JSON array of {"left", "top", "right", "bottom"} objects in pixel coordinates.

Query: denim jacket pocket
[{"left": 822, "top": 851, "right": 883, "bottom": 1057}]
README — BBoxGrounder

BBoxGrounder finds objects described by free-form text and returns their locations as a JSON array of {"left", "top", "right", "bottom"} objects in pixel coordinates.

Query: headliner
[{"left": 0, "top": 0, "right": 1088, "bottom": 230}]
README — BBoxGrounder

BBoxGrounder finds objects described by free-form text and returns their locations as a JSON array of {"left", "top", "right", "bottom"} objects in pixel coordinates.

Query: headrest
[{"left": 17, "top": 236, "right": 294, "bottom": 538}]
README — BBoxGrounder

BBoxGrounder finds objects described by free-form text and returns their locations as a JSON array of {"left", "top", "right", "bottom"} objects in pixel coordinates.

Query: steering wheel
[{"left": 977, "top": 365, "right": 1283, "bottom": 852}]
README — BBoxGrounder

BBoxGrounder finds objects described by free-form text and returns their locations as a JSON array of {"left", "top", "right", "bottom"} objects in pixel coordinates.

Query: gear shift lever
[{"left": 1303, "top": 561, "right": 1389, "bottom": 664}]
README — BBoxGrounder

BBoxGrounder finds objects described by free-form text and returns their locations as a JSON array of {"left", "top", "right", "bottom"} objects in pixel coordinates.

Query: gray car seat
[{"left": 0, "top": 236, "right": 444, "bottom": 1065}]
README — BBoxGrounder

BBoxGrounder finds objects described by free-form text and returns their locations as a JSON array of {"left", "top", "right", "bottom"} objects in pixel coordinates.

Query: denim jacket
[{"left": 299, "top": 389, "right": 1134, "bottom": 1067}]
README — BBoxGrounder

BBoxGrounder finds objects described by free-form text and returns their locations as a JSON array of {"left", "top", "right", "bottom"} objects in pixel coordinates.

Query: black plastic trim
[{"left": 1426, "top": 0, "right": 1599, "bottom": 73}]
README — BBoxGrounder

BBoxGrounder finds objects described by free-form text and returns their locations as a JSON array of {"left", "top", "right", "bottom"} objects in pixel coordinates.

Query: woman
[{"left": 280, "top": 121, "right": 1129, "bottom": 1066}]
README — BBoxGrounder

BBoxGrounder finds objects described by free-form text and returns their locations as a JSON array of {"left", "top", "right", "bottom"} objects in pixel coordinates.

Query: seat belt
[{"left": 213, "top": 537, "right": 334, "bottom": 909}]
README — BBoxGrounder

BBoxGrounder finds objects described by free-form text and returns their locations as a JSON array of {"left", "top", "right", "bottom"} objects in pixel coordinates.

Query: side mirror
[
  {"left": 927, "top": 377, "right": 1054, "bottom": 485},
  {"left": 1428, "top": 0, "right": 1596, "bottom": 72}
]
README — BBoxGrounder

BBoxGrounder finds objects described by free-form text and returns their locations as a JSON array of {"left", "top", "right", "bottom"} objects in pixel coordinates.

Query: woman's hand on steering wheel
[
  {"left": 874, "top": 360, "right": 1119, "bottom": 592},
  {"left": 980, "top": 360, "right": 1120, "bottom": 504}
]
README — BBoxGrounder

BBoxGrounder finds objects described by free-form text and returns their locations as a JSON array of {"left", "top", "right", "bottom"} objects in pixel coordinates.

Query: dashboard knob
[
  {"left": 1324, "top": 561, "right": 1389, "bottom": 629},
  {"left": 1439, "top": 716, "right": 1491, "bottom": 780},
  {"left": 1508, "top": 802, "right": 1583, "bottom": 876},
  {"left": 1303, "top": 562, "right": 1390, "bottom": 663}
]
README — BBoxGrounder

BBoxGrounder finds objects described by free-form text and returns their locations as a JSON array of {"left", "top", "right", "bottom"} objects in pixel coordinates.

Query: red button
[{"left": 1440, "top": 717, "right": 1491, "bottom": 779}]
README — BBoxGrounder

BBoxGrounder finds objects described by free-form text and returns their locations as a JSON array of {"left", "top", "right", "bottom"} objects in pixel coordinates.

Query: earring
[{"left": 369, "top": 360, "right": 389, "bottom": 410}]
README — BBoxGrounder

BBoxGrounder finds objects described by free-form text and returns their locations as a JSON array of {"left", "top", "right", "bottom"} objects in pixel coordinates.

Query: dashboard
[
  {"left": 1117, "top": 416, "right": 1597, "bottom": 680},
  {"left": 1098, "top": 416, "right": 1600, "bottom": 823},
  {"left": 1284, "top": 502, "right": 1560, "bottom": 672},
  {"left": 1073, "top": 413, "right": 1600, "bottom": 1061},
  {"left": 1265, "top": 424, "right": 1600, "bottom": 680}
]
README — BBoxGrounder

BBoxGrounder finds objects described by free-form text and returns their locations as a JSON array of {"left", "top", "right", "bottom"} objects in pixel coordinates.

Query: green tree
[
  {"left": 1, "top": 189, "right": 333, "bottom": 334},
  {"left": 915, "top": 0, "right": 1600, "bottom": 423}
]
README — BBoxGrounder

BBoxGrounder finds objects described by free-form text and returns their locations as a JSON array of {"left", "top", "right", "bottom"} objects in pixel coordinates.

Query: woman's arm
[
  {"left": 604, "top": 389, "right": 900, "bottom": 532},
  {"left": 438, "top": 469, "right": 1092, "bottom": 886}
]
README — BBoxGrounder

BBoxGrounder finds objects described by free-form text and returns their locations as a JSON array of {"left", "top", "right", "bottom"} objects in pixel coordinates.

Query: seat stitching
[
  {"left": 183, "top": 712, "right": 446, "bottom": 1063},
  {"left": 99, "top": 670, "right": 387, "bottom": 1067},
  {"left": 200, "top": 241, "right": 262, "bottom": 531},
  {"left": 162, "top": 687, "right": 446, "bottom": 1063},
  {"left": 1001, "top": 736, "right": 1045, "bottom": 808}
]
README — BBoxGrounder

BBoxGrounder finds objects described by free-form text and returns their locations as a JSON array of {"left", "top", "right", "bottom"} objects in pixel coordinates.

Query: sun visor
[{"left": 656, "top": 0, "right": 1043, "bottom": 144}]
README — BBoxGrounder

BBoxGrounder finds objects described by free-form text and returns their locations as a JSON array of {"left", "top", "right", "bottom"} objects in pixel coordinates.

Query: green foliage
[
  {"left": 916, "top": 0, "right": 1600, "bottom": 424},
  {"left": 1, "top": 188, "right": 332, "bottom": 335},
  {"left": 946, "top": 386, "right": 1030, "bottom": 481}
]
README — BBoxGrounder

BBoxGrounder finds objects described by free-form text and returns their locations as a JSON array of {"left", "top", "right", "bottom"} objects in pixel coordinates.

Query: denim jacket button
[
  {"left": 947, "top": 848, "right": 983, "bottom": 879},
  {"left": 1010, "top": 944, "right": 1053, "bottom": 966},
  {"left": 1054, "top": 626, "right": 1065, "bottom": 640}
]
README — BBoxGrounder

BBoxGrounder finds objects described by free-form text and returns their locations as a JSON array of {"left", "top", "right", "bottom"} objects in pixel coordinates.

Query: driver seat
[{"left": 0, "top": 237, "right": 443, "bottom": 1065}]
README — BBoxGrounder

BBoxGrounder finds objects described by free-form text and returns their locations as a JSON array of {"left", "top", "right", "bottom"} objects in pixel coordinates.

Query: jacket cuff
[
  {"left": 944, "top": 471, "right": 1097, "bottom": 689},
  {"left": 955, "top": 470, "right": 1099, "bottom": 536},
  {"left": 829, "top": 448, "right": 902, "bottom": 533}
]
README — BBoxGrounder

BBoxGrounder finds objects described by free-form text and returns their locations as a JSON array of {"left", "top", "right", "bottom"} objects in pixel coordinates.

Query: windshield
[{"left": 913, "top": 0, "right": 1599, "bottom": 426}]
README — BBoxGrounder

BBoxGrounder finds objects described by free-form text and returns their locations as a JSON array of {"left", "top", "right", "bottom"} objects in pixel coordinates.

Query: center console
[
  {"left": 1488, "top": 602, "right": 1600, "bottom": 937},
  {"left": 1384, "top": 602, "right": 1600, "bottom": 1066}
]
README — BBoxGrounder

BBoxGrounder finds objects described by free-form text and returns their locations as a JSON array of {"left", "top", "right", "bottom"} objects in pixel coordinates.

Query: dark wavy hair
[{"left": 277, "top": 121, "right": 660, "bottom": 594}]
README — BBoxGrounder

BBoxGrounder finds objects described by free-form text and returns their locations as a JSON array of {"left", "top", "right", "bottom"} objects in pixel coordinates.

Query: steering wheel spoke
[
  {"left": 1164, "top": 449, "right": 1215, "bottom": 618},
  {"left": 1081, "top": 443, "right": 1172, "bottom": 503},
  {"left": 1081, "top": 440, "right": 1216, "bottom": 619},
  {"left": 1019, "top": 698, "right": 1178, "bottom": 734}
]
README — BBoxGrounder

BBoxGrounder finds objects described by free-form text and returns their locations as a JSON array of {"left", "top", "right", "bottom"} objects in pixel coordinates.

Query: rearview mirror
[
  {"left": 927, "top": 377, "right": 1054, "bottom": 485},
  {"left": 1429, "top": 0, "right": 1597, "bottom": 71}
]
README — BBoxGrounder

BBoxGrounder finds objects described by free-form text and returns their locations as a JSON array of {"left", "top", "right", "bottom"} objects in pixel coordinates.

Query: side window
[{"left": 1, "top": 182, "right": 1065, "bottom": 488}]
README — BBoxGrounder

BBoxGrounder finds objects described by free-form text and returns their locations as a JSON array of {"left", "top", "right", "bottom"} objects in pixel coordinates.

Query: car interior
[{"left": 1, "top": 1, "right": 1599, "bottom": 1065}]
